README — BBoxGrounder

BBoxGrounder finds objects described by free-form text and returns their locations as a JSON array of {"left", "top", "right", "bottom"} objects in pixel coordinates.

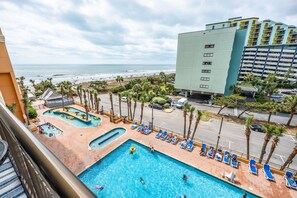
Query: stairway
[{"left": 0, "top": 158, "right": 27, "bottom": 198}]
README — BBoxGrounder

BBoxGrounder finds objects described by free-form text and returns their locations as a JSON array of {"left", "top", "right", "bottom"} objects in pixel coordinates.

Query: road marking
[
  {"left": 275, "top": 154, "right": 285, "bottom": 163},
  {"left": 286, "top": 135, "right": 296, "bottom": 142}
]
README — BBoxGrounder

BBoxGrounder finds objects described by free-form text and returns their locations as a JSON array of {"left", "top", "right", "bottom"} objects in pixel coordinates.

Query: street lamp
[{"left": 215, "top": 116, "right": 224, "bottom": 152}]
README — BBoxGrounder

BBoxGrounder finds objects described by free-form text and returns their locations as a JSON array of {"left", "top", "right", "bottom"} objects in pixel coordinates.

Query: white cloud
[{"left": 0, "top": 0, "right": 296, "bottom": 64}]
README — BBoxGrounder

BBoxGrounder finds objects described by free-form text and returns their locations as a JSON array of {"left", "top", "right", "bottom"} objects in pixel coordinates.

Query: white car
[{"left": 121, "top": 96, "right": 127, "bottom": 102}]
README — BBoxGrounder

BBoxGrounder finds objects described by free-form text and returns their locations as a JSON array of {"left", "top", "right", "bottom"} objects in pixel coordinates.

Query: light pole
[{"left": 215, "top": 116, "right": 224, "bottom": 152}]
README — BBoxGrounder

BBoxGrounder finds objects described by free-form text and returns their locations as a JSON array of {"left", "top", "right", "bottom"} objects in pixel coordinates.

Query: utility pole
[{"left": 215, "top": 116, "right": 224, "bottom": 152}]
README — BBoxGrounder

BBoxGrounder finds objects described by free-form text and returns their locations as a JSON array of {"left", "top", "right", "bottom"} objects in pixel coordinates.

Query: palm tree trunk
[
  {"left": 246, "top": 134, "right": 250, "bottom": 160},
  {"left": 268, "top": 112, "right": 272, "bottom": 123},
  {"left": 132, "top": 101, "right": 137, "bottom": 120},
  {"left": 238, "top": 108, "right": 250, "bottom": 118},
  {"left": 129, "top": 100, "right": 132, "bottom": 120},
  {"left": 109, "top": 93, "right": 114, "bottom": 117},
  {"left": 217, "top": 106, "right": 225, "bottom": 115},
  {"left": 190, "top": 118, "right": 200, "bottom": 140},
  {"left": 118, "top": 95, "right": 122, "bottom": 117},
  {"left": 140, "top": 102, "right": 144, "bottom": 124},
  {"left": 287, "top": 112, "right": 294, "bottom": 126},
  {"left": 126, "top": 100, "right": 130, "bottom": 120},
  {"left": 183, "top": 112, "right": 187, "bottom": 138},
  {"left": 280, "top": 146, "right": 297, "bottom": 170},
  {"left": 258, "top": 138, "right": 269, "bottom": 164},
  {"left": 187, "top": 115, "right": 193, "bottom": 139},
  {"left": 265, "top": 142, "right": 276, "bottom": 164},
  {"left": 96, "top": 99, "right": 99, "bottom": 114},
  {"left": 88, "top": 91, "right": 91, "bottom": 107}
]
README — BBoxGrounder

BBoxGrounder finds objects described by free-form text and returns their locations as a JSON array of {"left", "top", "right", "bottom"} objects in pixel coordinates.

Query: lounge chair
[
  {"left": 263, "top": 164, "right": 275, "bottom": 181},
  {"left": 249, "top": 160, "right": 258, "bottom": 175},
  {"left": 223, "top": 172, "right": 236, "bottom": 183},
  {"left": 166, "top": 135, "right": 172, "bottom": 143},
  {"left": 136, "top": 124, "right": 144, "bottom": 132},
  {"left": 171, "top": 136, "right": 178, "bottom": 145},
  {"left": 207, "top": 146, "right": 214, "bottom": 158},
  {"left": 180, "top": 139, "right": 188, "bottom": 149},
  {"left": 200, "top": 143, "right": 207, "bottom": 156},
  {"left": 186, "top": 140, "right": 194, "bottom": 152},
  {"left": 143, "top": 127, "right": 152, "bottom": 135},
  {"left": 215, "top": 149, "right": 223, "bottom": 161},
  {"left": 155, "top": 130, "right": 163, "bottom": 139},
  {"left": 284, "top": 171, "right": 297, "bottom": 190},
  {"left": 130, "top": 122, "right": 138, "bottom": 130},
  {"left": 160, "top": 131, "right": 168, "bottom": 140},
  {"left": 231, "top": 154, "right": 239, "bottom": 168},
  {"left": 223, "top": 151, "right": 230, "bottom": 164}
]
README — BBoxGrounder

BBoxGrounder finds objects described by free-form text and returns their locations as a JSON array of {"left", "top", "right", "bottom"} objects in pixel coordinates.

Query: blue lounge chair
[
  {"left": 155, "top": 130, "right": 163, "bottom": 139},
  {"left": 136, "top": 124, "right": 144, "bottom": 132},
  {"left": 263, "top": 164, "right": 275, "bottom": 181},
  {"left": 215, "top": 149, "right": 223, "bottom": 161},
  {"left": 143, "top": 127, "right": 152, "bottom": 135},
  {"left": 166, "top": 135, "right": 172, "bottom": 143},
  {"left": 207, "top": 146, "right": 214, "bottom": 158},
  {"left": 180, "top": 139, "right": 188, "bottom": 149},
  {"left": 160, "top": 131, "right": 168, "bottom": 140},
  {"left": 130, "top": 122, "right": 138, "bottom": 130},
  {"left": 285, "top": 171, "right": 297, "bottom": 190},
  {"left": 223, "top": 151, "right": 230, "bottom": 164},
  {"left": 231, "top": 154, "right": 239, "bottom": 168},
  {"left": 186, "top": 140, "right": 194, "bottom": 152},
  {"left": 200, "top": 143, "right": 207, "bottom": 156},
  {"left": 249, "top": 160, "right": 258, "bottom": 175},
  {"left": 171, "top": 136, "right": 178, "bottom": 145}
]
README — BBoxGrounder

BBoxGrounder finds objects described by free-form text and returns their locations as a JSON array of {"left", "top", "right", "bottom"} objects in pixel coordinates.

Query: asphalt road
[{"left": 81, "top": 94, "right": 297, "bottom": 171}]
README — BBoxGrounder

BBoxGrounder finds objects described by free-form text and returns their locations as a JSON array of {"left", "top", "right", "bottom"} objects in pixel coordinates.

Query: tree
[
  {"left": 29, "top": 79, "right": 35, "bottom": 88},
  {"left": 282, "top": 95, "right": 297, "bottom": 126},
  {"left": 245, "top": 116, "right": 254, "bottom": 160},
  {"left": 77, "top": 85, "right": 83, "bottom": 105},
  {"left": 47, "top": 77, "right": 53, "bottom": 85},
  {"left": 243, "top": 72, "right": 255, "bottom": 82},
  {"left": 153, "top": 85, "right": 162, "bottom": 96},
  {"left": 96, "top": 96, "right": 100, "bottom": 114},
  {"left": 187, "top": 106, "right": 196, "bottom": 139},
  {"left": 118, "top": 92, "right": 122, "bottom": 117},
  {"left": 94, "top": 91, "right": 98, "bottom": 113},
  {"left": 116, "top": 76, "right": 124, "bottom": 86},
  {"left": 87, "top": 89, "right": 91, "bottom": 107},
  {"left": 109, "top": 92, "right": 114, "bottom": 118},
  {"left": 6, "top": 103, "right": 17, "bottom": 113},
  {"left": 262, "top": 74, "right": 278, "bottom": 99},
  {"left": 190, "top": 110, "right": 203, "bottom": 140},
  {"left": 229, "top": 84, "right": 241, "bottom": 94},
  {"left": 213, "top": 94, "right": 246, "bottom": 115},
  {"left": 90, "top": 90, "right": 94, "bottom": 110},
  {"left": 139, "top": 94, "right": 148, "bottom": 124},
  {"left": 132, "top": 84, "right": 142, "bottom": 99},
  {"left": 238, "top": 102, "right": 263, "bottom": 118},
  {"left": 258, "top": 124, "right": 276, "bottom": 164},
  {"left": 58, "top": 84, "right": 65, "bottom": 111},
  {"left": 84, "top": 99, "right": 89, "bottom": 121},
  {"left": 142, "top": 82, "right": 151, "bottom": 94},
  {"left": 132, "top": 94, "right": 137, "bottom": 120},
  {"left": 183, "top": 103, "right": 190, "bottom": 138},
  {"left": 265, "top": 126, "right": 285, "bottom": 164},
  {"left": 280, "top": 140, "right": 297, "bottom": 170},
  {"left": 263, "top": 102, "right": 281, "bottom": 123}
]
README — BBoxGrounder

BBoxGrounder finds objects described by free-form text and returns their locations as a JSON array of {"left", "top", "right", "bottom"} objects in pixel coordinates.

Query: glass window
[
  {"left": 201, "top": 69, "right": 211, "bottom": 73},
  {"left": 203, "top": 53, "right": 213, "bottom": 57},
  {"left": 202, "top": 61, "right": 212, "bottom": 65},
  {"left": 200, "top": 84, "right": 209, "bottom": 89},
  {"left": 205, "top": 44, "right": 215, "bottom": 48},
  {"left": 201, "top": 77, "right": 210, "bottom": 81}
]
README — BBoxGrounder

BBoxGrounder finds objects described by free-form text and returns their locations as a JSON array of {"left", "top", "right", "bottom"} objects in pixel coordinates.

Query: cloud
[{"left": 0, "top": 0, "right": 296, "bottom": 64}]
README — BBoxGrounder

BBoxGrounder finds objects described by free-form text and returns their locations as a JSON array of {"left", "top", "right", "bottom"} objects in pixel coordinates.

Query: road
[{"left": 80, "top": 94, "right": 297, "bottom": 170}]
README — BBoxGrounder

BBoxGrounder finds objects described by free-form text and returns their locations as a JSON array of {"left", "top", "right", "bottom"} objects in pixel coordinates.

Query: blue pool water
[
  {"left": 38, "top": 123, "right": 62, "bottom": 137},
  {"left": 79, "top": 140, "right": 258, "bottom": 198},
  {"left": 89, "top": 127, "right": 126, "bottom": 149},
  {"left": 43, "top": 107, "right": 101, "bottom": 128}
]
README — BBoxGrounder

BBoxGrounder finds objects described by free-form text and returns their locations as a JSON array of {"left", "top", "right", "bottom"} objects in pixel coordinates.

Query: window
[
  {"left": 200, "top": 84, "right": 209, "bottom": 89},
  {"left": 201, "top": 77, "right": 210, "bottom": 81},
  {"left": 202, "top": 61, "right": 212, "bottom": 65},
  {"left": 203, "top": 53, "right": 213, "bottom": 57},
  {"left": 201, "top": 69, "right": 211, "bottom": 73},
  {"left": 205, "top": 44, "right": 215, "bottom": 48}
]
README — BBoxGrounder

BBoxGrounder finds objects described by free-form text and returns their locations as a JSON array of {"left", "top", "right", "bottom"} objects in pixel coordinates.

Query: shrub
[
  {"left": 163, "top": 103, "right": 170, "bottom": 109},
  {"left": 28, "top": 106, "right": 37, "bottom": 119},
  {"left": 152, "top": 97, "right": 166, "bottom": 105},
  {"left": 35, "top": 90, "right": 43, "bottom": 97},
  {"left": 110, "top": 86, "right": 126, "bottom": 93}
]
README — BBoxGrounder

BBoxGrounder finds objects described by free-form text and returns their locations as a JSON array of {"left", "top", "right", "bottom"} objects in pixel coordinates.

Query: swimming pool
[
  {"left": 89, "top": 127, "right": 126, "bottom": 150},
  {"left": 38, "top": 123, "right": 62, "bottom": 137},
  {"left": 79, "top": 140, "right": 258, "bottom": 198},
  {"left": 43, "top": 107, "right": 101, "bottom": 128}
]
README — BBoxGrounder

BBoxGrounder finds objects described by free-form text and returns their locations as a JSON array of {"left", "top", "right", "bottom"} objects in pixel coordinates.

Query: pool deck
[{"left": 36, "top": 105, "right": 297, "bottom": 198}]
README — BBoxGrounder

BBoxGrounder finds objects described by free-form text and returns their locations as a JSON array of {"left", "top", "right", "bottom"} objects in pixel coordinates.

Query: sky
[{"left": 0, "top": 0, "right": 297, "bottom": 64}]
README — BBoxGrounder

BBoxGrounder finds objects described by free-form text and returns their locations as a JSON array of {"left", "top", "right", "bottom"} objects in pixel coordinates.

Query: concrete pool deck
[{"left": 35, "top": 105, "right": 297, "bottom": 198}]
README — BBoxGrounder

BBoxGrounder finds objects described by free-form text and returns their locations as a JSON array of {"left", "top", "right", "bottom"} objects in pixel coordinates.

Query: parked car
[
  {"left": 148, "top": 103, "right": 164, "bottom": 110},
  {"left": 250, "top": 124, "right": 264, "bottom": 133},
  {"left": 121, "top": 96, "right": 127, "bottom": 102},
  {"left": 176, "top": 98, "right": 188, "bottom": 109},
  {"left": 166, "top": 98, "right": 173, "bottom": 106}
]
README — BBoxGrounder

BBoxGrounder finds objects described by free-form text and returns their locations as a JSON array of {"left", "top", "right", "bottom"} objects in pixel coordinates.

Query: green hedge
[
  {"left": 152, "top": 97, "right": 166, "bottom": 105},
  {"left": 28, "top": 106, "right": 37, "bottom": 119},
  {"left": 110, "top": 86, "right": 126, "bottom": 93}
]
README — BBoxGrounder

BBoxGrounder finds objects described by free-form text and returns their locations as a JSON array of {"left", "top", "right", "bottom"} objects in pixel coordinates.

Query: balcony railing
[{"left": 0, "top": 102, "right": 96, "bottom": 198}]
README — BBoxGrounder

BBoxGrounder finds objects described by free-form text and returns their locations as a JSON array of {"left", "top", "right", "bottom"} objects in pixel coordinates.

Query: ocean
[{"left": 12, "top": 64, "right": 176, "bottom": 85}]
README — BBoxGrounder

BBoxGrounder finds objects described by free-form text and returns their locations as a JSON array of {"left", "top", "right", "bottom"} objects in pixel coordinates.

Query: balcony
[{"left": 0, "top": 102, "right": 96, "bottom": 198}]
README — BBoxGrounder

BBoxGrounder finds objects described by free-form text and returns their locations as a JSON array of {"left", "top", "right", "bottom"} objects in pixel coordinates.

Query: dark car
[
  {"left": 148, "top": 103, "right": 164, "bottom": 110},
  {"left": 250, "top": 124, "right": 264, "bottom": 133},
  {"left": 166, "top": 98, "right": 173, "bottom": 105}
]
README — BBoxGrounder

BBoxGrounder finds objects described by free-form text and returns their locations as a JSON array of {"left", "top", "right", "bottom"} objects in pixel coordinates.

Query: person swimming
[
  {"left": 183, "top": 174, "right": 188, "bottom": 181},
  {"left": 140, "top": 177, "right": 145, "bottom": 185},
  {"left": 95, "top": 185, "right": 104, "bottom": 191},
  {"left": 150, "top": 146, "right": 155, "bottom": 153}
]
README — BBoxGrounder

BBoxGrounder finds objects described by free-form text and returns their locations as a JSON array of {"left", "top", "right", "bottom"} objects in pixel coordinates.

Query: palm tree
[
  {"left": 132, "top": 84, "right": 142, "bottom": 99},
  {"left": 132, "top": 94, "right": 137, "bottom": 120},
  {"left": 187, "top": 106, "right": 196, "bottom": 139},
  {"left": 282, "top": 95, "right": 297, "bottom": 126},
  {"left": 29, "top": 79, "right": 35, "bottom": 88},
  {"left": 21, "top": 87, "right": 30, "bottom": 125},
  {"left": 87, "top": 89, "right": 91, "bottom": 107},
  {"left": 94, "top": 91, "right": 98, "bottom": 112},
  {"left": 183, "top": 103, "right": 190, "bottom": 138},
  {"left": 153, "top": 85, "right": 162, "bottom": 96},
  {"left": 116, "top": 76, "right": 124, "bottom": 86},
  {"left": 258, "top": 124, "right": 276, "bottom": 164},
  {"left": 59, "top": 85, "right": 65, "bottom": 111},
  {"left": 190, "top": 110, "right": 203, "bottom": 140},
  {"left": 127, "top": 92, "right": 133, "bottom": 120},
  {"left": 109, "top": 92, "right": 114, "bottom": 118},
  {"left": 142, "top": 82, "right": 151, "bottom": 93},
  {"left": 77, "top": 85, "right": 82, "bottom": 105},
  {"left": 47, "top": 77, "right": 53, "bottom": 85},
  {"left": 90, "top": 90, "right": 94, "bottom": 110},
  {"left": 264, "top": 102, "right": 280, "bottom": 123},
  {"left": 245, "top": 116, "right": 254, "bottom": 160},
  {"left": 139, "top": 94, "right": 148, "bottom": 124},
  {"left": 280, "top": 141, "right": 297, "bottom": 170},
  {"left": 118, "top": 92, "right": 122, "bottom": 117},
  {"left": 265, "top": 126, "right": 285, "bottom": 164},
  {"left": 84, "top": 99, "right": 89, "bottom": 121},
  {"left": 18, "top": 76, "right": 25, "bottom": 89}
]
